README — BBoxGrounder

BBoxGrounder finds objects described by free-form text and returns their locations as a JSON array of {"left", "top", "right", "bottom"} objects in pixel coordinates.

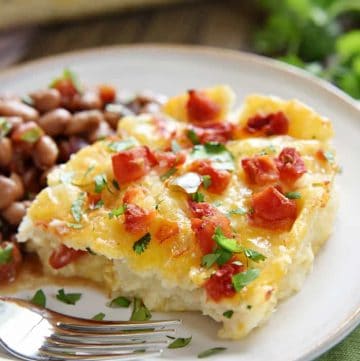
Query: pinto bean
[
  {"left": 58, "top": 136, "right": 89, "bottom": 162},
  {"left": 77, "top": 90, "right": 103, "bottom": 110},
  {"left": 5, "top": 116, "right": 23, "bottom": 130},
  {"left": 1, "top": 201, "right": 29, "bottom": 226},
  {"left": 30, "top": 88, "right": 61, "bottom": 113},
  {"left": 9, "top": 173, "right": 24, "bottom": 200},
  {"left": 0, "top": 137, "right": 12, "bottom": 168},
  {"left": 33, "top": 135, "right": 59, "bottom": 169},
  {"left": 65, "top": 110, "right": 103, "bottom": 135},
  {"left": 22, "top": 168, "right": 41, "bottom": 194},
  {"left": 0, "top": 100, "right": 39, "bottom": 121},
  {"left": 0, "top": 176, "right": 19, "bottom": 210},
  {"left": 37, "top": 108, "right": 72, "bottom": 136}
]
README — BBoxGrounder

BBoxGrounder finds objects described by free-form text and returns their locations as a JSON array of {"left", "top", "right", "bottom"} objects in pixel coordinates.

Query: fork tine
[{"left": 55, "top": 319, "right": 181, "bottom": 333}]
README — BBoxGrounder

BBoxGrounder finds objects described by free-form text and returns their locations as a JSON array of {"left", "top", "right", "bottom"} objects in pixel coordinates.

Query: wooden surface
[{"left": 21, "top": 0, "right": 258, "bottom": 62}]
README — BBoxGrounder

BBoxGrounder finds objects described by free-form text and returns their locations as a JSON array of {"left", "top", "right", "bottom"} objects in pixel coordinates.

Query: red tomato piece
[
  {"left": 111, "top": 146, "right": 156, "bottom": 184},
  {"left": 189, "top": 159, "right": 231, "bottom": 194},
  {"left": 53, "top": 78, "right": 78, "bottom": 98},
  {"left": 189, "top": 122, "right": 233, "bottom": 143},
  {"left": 276, "top": 147, "right": 306, "bottom": 183},
  {"left": 154, "top": 150, "right": 186, "bottom": 170},
  {"left": 188, "top": 201, "right": 218, "bottom": 218},
  {"left": 155, "top": 220, "right": 179, "bottom": 243},
  {"left": 98, "top": 84, "right": 116, "bottom": 103},
  {"left": 49, "top": 244, "right": 86, "bottom": 270},
  {"left": 246, "top": 112, "right": 289, "bottom": 136},
  {"left": 204, "top": 262, "right": 244, "bottom": 302},
  {"left": 186, "top": 90, "right": 221, "bottom": 124},
  {"left": 0, "top": 242, "right": 22, "bottom": 283},
  {"left": 241, "top": 155, "right": 279, "bottom": 185},
  {"left": 249, "top": 186, "right": 297, "bottom": 230},
  {"left": 124, "top": 203, "right": 155, "bottom": 235}
]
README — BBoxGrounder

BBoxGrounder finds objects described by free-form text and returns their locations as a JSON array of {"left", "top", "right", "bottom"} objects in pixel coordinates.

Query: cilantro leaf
[
  {"left": 71, "top": 193, "right": 85, "bottom": 223},
  {"left": 108, "top": 204, "right": 126, "bottom": 218},
  {"left": 94, "top": 174, "right": 108, "bottom": 193},
  {"left": 191, "top": 191, "right": 205, "bottom": 202},
  {"left": 0, "top": 243, "right": 13, "bottom": 265},
  {"left": 285, "top": 191, "right": 301, "bottom": 199},
  {"left": 212, "top": 227, "right": 242, "bottom": 253},
  {"left": 222, "top": 310, "right": 233, "bottom": 319},
  {"left": 202, "top": 175, "right": 212, "bottom": 189},
  {"left": 198, "top": 347, "right": 227, "bottom": 358},
  {"left": 242, "top": 247, "right": 266, "bottom": 262},
  {"left": 56, "top": 289, "right": 82, "bottom": 305},
  {"left": 130, "top": 297, "right": 152, "bottom": 321},
  {"left": 109, "top": 296, "right": 131, "bottom": 308},
  {"left": 187, "top": 129, "right": 200, "bottom": 145},
  {"left": 0, "top": 117, "right": 12, "bottom": 138},
  {"left": 92, "top": 312, "right": 105, "bottom": 321},
  {"left": 168, "top": 336, "right": 192, "bottom": 349},
  {"left": 232, "top": 269, "right": 260, "bottom": 292},
  {"left": 20, "top": 127, "right": 42, "bottom": 143},
  {"left": 30, "top": 289, "right": 46, "bottom": 308},
  {"left": 160, "top": 167, "right": 177, "bottom": 181},
  {"left": 107, "top": 138, "right": 137, "bottom": 152},
  {"left": 201, "top": 253, "right": 220, "bottom": 268},
  {"left": 133, "top": 233, "right": 151, "bottom": 254}
]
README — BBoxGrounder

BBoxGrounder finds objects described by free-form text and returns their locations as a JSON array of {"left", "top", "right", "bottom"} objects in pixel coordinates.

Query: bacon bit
[
  {"left": 111, "top": 146, "right": 157, "bottom": 184},
  {"left": 190, "top": 202, "right": 232, "bottom": 254},
  {"left": 186, "top": 90, "right": 221, "bottom": 124},
  {"left": 276, "top": 147, "right": 306, "bottom": 183},
  {"left": 98, "top": 84, "right": 116, "bottom": 103},
  {"left": 249, "top": 186, "right": 297, "bottom": 230},
  {"left": 246, "top": 112, "right": 289, "bottom": 136},
  {"left": 189, "top": 159, "right": 231, "bottom": 194},
  {"left": 204, "top": 262, "right": 244, "bottom": 302},
  {"left": 154, "top": 150, "right": 186, "bottom": 171},
  {"left": 242, "top": 155, "right": 279, "bottom": 186},
  {"left": 0, "top": 242, "right": 22, "bottom": 283},
  {"left": 124, "top": 203, "right": 155, "bottom": 235},
  {"left": 49, "top": 244, "right": 86, "bottom": 269},
  {"left": 155, "top": 220, "right": 179, "bottom": 243}
]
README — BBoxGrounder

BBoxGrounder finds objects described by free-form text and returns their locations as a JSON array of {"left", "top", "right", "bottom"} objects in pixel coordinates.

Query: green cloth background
[{"left": 317, "top": 325, "right": 360, "bottom": 360}]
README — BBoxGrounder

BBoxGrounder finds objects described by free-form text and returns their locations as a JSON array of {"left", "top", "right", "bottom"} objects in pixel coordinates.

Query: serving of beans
[{"left": 0, "top": 69, "right": 166, "bottom": 283}]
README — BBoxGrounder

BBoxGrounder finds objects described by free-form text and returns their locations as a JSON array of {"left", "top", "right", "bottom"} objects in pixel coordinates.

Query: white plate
[{"left": 1, "top": 45, "right": 359, "bottom": 361}]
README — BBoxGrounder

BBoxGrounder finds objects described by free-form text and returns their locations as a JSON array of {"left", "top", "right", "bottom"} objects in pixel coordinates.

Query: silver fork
[{"left": 0, "top": 297, "right": 181, "bottom": 361}]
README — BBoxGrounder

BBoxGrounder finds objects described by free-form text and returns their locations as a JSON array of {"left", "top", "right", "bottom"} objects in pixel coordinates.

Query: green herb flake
[
  {"left": 20, "top": 127, "right": 42, "bottom": 143},
  {"left": 285, "top": 191, "right": 301, "bottom": 199},
  {"left": 109, "top": 296, "right": 131, "bottom": 308},
  {"left": 92, "top": 199, "right": 104, "bottom": 210},
  {"left": 191, "top": 191, "right": 205, "bottom": 203},
  {"left": 160, "top": 167, "right": 177, "bottom": 181},
  {"left": 198, "top": 347, "right": 227, "bottom": 358},
  {"left": 107, "top": 138, "right": 137, "bottom": 153},
  {"left": 201, "top": 253, "right": 220, "bottom": 268},
  {"left": 187, "top": 129, "right": 200, "bottom": 145},
  {"left": 0, "top": 243, "right": 13, "bottom": 265},
  {"left": 108, "top": 204, "right": 127, "bottom": 218},
  {"left": 56, "top": 289, "right": 82, "bottom": 305},
  {"left": 171, "top": 139, "right": 182, "bottom": 153},
  {"left": 168, "top": 336, "right": 192, "bottom": 349},
  {"left": 0, "top": 117, "right": 12, "bottom": 138},
  {"left": 242, "top": 247, "right": 266, "bottom": 262},
  {"left": 228, "top": 207, "right": 247, "bottom": 216},
  {"left": 212, "top": 227, "right": 242, "bottom": 253},
  {"left": 130, "top": 297, "right": 152, "bottom": 321},
  {"left": 222, "top": 310, "right": 234, "bottom": 319},
  {"left": 71, "top": 192, "right": 85, "bottom": 222},
  {"left": 92, "top": 312, "right": 105, "bottom": 321},
  {"left": 202, "top": 175, "right": 212, "bottom": 189},
  {"left": 94, "top": 174, "right": 108, "bottom": 193},
  {"left": 232, "top": 269, "right": 260, "bottom": 292},
  {"left": 247, "top": 305, "right": 252, "bottom": 310},
  {"left": 133, "top": 233, "right": 151, "bottom": 255},
  {"left": 67, "top": 222, "right": 83, "bottom": 229},
  {"left": 30, "top": 289, "right": 46, "bottom": 308}
]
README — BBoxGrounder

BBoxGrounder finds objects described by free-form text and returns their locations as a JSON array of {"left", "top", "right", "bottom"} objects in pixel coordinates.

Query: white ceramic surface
[{"left": 0, "top": 45, "right": 359, "bottom": 361}]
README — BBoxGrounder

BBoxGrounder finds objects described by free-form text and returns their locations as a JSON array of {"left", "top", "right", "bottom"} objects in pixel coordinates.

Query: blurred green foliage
[{"left": 254, "top": 0, "right": 360, "bottom": 98}]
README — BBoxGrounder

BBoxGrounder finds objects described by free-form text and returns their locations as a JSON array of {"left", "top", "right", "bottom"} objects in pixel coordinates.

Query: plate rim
[{"left": 1, "top": 43, "right": 359, "bottom": 361}]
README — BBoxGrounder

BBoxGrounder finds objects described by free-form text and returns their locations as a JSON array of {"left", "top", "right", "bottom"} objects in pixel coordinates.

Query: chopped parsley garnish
[
  {"left": 94, "top": 173, "right": 111, "bottom": 194},
  {"left": 242, "top": 247, "right": 266, "bottom": 262},
  {"left": 168, "top": 336, "right": 192, "bottom": 349},
  {"left": 133, "top": 233, "right": 151, "bottom": 254},
  {"left": 67, "top": 222, "right": 83, "bottom": 229},
  {"left": 30, "top": 289, "right": 46, "bottom": 308},
  {"left": 108, "top": 204, "right": 127, "bottom": 218},
  {"left": 228, "top": 207, "right": 247, "bottom": 216},
  {"left": 109, "top": 296, "right": 131, "bottom": 308},
  {"left": 0, "top": 243, "right": 13, "bottom": 265},
  {"left": 112, "top": 179, "right": 120, "bottom": 190},
  {"left": 222, "top": 310, "right": 234, "bottom": 319},
  {"left": 232, "top": 269, "right": 260, "bottom": 292},
  {"left": 212, "top": 227, "right": 242, "bottom": 252},
  {"left": 130, "top": 297, "right": 152, "bottom": 321},
  {"left": 191, "top": 191, "right": 205, "bottom": 202},
  {"left": 201, "top": 248, "right": 232, "bottom": 268},
  {"left": 20, "top": 127, "right": 42, "bottom": 143},
  {"left": 202, "top": 175, "right": 212, "bottom": 189},
  {"left": 107, "top": 138, "right": 137, "bottom": 153},
  {"left": 187, "top": 129, "right": 200, "bottom": 145},
  {"left": 92, "top": 312, "right": 105, "bottom": 321},
  {"left": 191, "top": 142, "right": 235, "bottom": 171},
  {"left": 56, "top": 289, "right": 82, "bottom": 305},
  {"left": 323, "top": 150, "right": 335, "bottom": 164},
  {"left": 171, "top": 139, "right": 181, "bottom": 153},
  {"left": 0, "top": 117, "right": 12, "bottom": 138},
  {"left": 71, "top": 192, "right": 85, "bottom": 222},
  {"left": 197, "top": 347, "right": 227, "bottom": 358},
  {"left": 160, "top": 167, "right": 177, "bottom": 181},
  {"left": 285, "top": 191, "right": 301, "bottom": 199}
]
